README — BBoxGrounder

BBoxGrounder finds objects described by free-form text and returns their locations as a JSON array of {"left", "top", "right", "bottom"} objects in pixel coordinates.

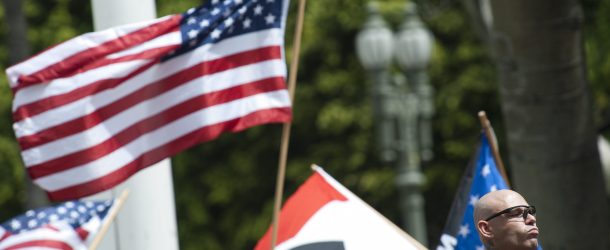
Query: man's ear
[{"left": 477, "top": 220, "right": 493, "bottom": 239}]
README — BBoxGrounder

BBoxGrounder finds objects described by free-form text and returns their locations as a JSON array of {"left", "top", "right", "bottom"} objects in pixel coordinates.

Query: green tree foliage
[{"left": 0, "top": 0, "right": 608, "bottom": 249}]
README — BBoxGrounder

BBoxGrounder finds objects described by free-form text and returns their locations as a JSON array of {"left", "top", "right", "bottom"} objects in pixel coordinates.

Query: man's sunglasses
[{"left": 484, "top": 205, "right": 536, "bottom": 221}]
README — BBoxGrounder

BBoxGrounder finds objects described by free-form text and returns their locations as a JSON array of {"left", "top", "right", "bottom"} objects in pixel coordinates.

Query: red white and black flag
[
  {"left": 5, "top": 0, "right": 292, "bottom": 201},
  {"left": 255, "top": 165, "right": 427, "bottom": 250}
]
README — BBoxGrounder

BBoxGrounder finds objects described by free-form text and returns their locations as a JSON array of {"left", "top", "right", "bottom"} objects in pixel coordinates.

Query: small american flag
[
  {"left": 5, "top": 0, "right": 292, "bottom": 200},
  {"left": 0, "top": 200, "right": 114, "bottom": 250}
]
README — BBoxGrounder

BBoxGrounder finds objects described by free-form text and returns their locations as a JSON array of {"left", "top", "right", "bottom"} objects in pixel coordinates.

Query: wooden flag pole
[
  {"left": 477, "top": 111, "right": 511, "bottom": 187},
  {"left": 270, "top": 0, "right": 307, "bottom": 249},
  {"left": 88, "top": 189, "right": 130, "bottom": 250}
]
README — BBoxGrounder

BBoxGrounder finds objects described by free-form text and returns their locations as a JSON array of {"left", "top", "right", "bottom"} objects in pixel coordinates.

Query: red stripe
[
  {"left": 45, "top": 107, "right": 291, "bottom": 201},
  {"left": 5, "top": 239, "right": 74, "bottom": 250},
  {"left": 18, "top": 46, "right": 282, "bottom": 150},
  {"left": 13, "top": 15, "right": 181, "bottom": 92},
  {"left": 75, "top": 228, "right": 89, "bottom": 241},
  {"left": 13, "top": 59, "right": 159, "bottom": 123},
  {"left": 254, "top": 172, "right": 348, "bottom": 250},
  {"left": 0, "top": 231, "right": 11, "bottom": 241},
  {"left": 27, "top": 77, "right": 287, "bottom": 178}
]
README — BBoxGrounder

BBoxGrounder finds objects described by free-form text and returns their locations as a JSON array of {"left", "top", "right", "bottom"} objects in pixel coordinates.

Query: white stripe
[
  {"left": 13, "top": 28, "right": 284, "bottom": 137},
  {"left": 35, "top": 90, "right": 291, "bottom": 191},
  {"left": 22, "top": 59, "right": 286, "bottom": 166},
  {"left": 106, "top": 31, "right": 182, "bottom": 59},
  {"left": 5, "top": 15, "right": 175, "bottom": 88}
]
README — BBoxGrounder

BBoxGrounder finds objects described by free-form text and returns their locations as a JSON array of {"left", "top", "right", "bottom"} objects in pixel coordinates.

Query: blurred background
[{"left": 0, "top": 0, "right": 609, "bottom": 249}]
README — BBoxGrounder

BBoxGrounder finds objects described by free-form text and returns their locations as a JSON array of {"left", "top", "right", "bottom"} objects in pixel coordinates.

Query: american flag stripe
[
  {"left": 7, "top": 0, "right": 292, "bottom": 200},
  {"left": 0, "top": 227, "right": 8, "bottom": 241},
  {"left": 18, "top": 46, "right": 282, "bottom": 151},
  {"left": 8, "top": 15, "right": 181, "bottom": 90},
  {"left": 12, "top": 28, "right": 281, "bottom": 113},
  {"left": 12, "top": 59, "right": 159, "bottom": 115},
  {"left": 27, "top": 77, "right": 287, "bottom": 179},
  {"left": 46, "top": 107, "right": 290, "bottom": 201},
  {"left": 35, "top": 90, "right": 290, "bottom": 192},
  {"left": 12, "top": 30, "right": 184, "bottom": 115},
  {"left": 20, "top": 56, "right": 285, "bottom": 167},
  {"left": 13, "top": 29, "right": 284, "bottom": 137},
  {"left": 13, "top": 60, "right": 160, "bottom": 123}
]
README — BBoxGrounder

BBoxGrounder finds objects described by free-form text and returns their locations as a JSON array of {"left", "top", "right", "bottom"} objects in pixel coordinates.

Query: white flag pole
[{"left": 86, "top": 1, "right": 180, "bottom": 250}]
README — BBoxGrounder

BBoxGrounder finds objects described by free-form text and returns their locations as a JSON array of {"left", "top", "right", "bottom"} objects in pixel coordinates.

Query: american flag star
[
  {"left": 458, "top": 224, "right": 470, "bottom": 238},
  {"left": 481, "top": 164, "right": 491, "bottom": 177}
]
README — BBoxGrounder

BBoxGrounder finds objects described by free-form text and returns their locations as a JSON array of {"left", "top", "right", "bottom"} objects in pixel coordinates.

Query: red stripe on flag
[
  {"left": 254, "top": 172, "right": 348, "bottom": 250},
  {"left": 5, "top": 240, "right": 74, "bottom": 250},
  {"left": 75, "top": 228, "right": 89, "bottom": 241},
  {"left": 0, "top": 231, "right": 11, "bottom": 241},
  {"left": 46, "top": 107, "right": 291, "bottom": 201},
  {"left": 13, "top": 15, "right": 181, "bottom": 91},
  {"left": 18, "top": 46, "right": 282, "bottom": 150},
  {"left": 27, "top": 77, "right": 287, "bottom": 178}
]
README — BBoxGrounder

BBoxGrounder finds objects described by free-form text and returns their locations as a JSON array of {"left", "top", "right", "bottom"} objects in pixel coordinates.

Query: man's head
[{"left": 473, "top": 190, "right": 539, "bottom": 250}]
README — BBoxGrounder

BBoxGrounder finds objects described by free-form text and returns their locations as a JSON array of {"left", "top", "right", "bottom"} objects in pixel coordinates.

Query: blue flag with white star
[{"left": 436, "top": 134, "right": 509, "bottom": 250}]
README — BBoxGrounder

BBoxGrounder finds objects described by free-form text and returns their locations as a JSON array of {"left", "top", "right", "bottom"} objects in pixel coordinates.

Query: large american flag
[
  {"left": 5, "top": 0, "right": 292, "bottom": 201},
  {"left": 0, "top": 200, "right": 114, "bottom": 250}
]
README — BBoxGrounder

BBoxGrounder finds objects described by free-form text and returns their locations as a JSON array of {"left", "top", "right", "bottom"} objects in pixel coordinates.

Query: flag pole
[
  {"left": 88, "top": 189, "right": 130, "bottom": 250},
  {"left": 477, "top": 111, "right": 511, "bottom": 187},
  {"left": 270, "top": 0, "right": 307, "bottom": 249}
]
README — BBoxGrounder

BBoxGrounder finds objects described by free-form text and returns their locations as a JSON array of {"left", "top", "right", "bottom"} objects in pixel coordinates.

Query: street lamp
[
  {"left": 356, "top": 2, "right": 396, "bottom": 163},
  {"left": 394, "top": 2, "right": 434, "bottom": 245},
  {"left": 356, "top": 1, "right": 434, "bottom": 245},
  {"left": 395, "top": 2, "right": 435, "bottom": 163}
]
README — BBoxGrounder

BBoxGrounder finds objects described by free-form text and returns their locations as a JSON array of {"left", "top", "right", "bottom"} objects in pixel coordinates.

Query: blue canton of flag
[
  {"left": 168, "top": 0, "right": 286, "bottom": 60},
  {"left": 436, "top": 135, "right": 509, "bottom": 250},
  {"left": 0, "top": 200, "right": 114, "bottom": 250}
]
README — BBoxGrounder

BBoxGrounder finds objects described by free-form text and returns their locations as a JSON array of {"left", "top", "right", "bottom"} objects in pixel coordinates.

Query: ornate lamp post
[
  {"left": 356, "top": 2, "right": 395, "bottom": 163},
  {"left": 356, "top": 2, "right": 434, "bottom": 245},
  {"left": 394, "top": 2, "right": 434, "bottom": 244}
]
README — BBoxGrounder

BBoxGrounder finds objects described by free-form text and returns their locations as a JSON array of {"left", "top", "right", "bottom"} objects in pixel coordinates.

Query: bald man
[{"left": 473, "top": 190, "right": 539, "bottom": 250}]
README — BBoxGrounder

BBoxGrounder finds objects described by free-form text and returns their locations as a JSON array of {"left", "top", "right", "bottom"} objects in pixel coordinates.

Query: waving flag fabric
[
  {"left": 436, "top": 135, "right": 509, "bottom": 250},
  {"left": 0, "top": 200, "right": 115, "bottom": 250},
  {"left": 5, "top": 0, "right": 292, "bottom": 201},
  {"left": 255, "top": 165, "right": 426, "bottom": 250}
]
